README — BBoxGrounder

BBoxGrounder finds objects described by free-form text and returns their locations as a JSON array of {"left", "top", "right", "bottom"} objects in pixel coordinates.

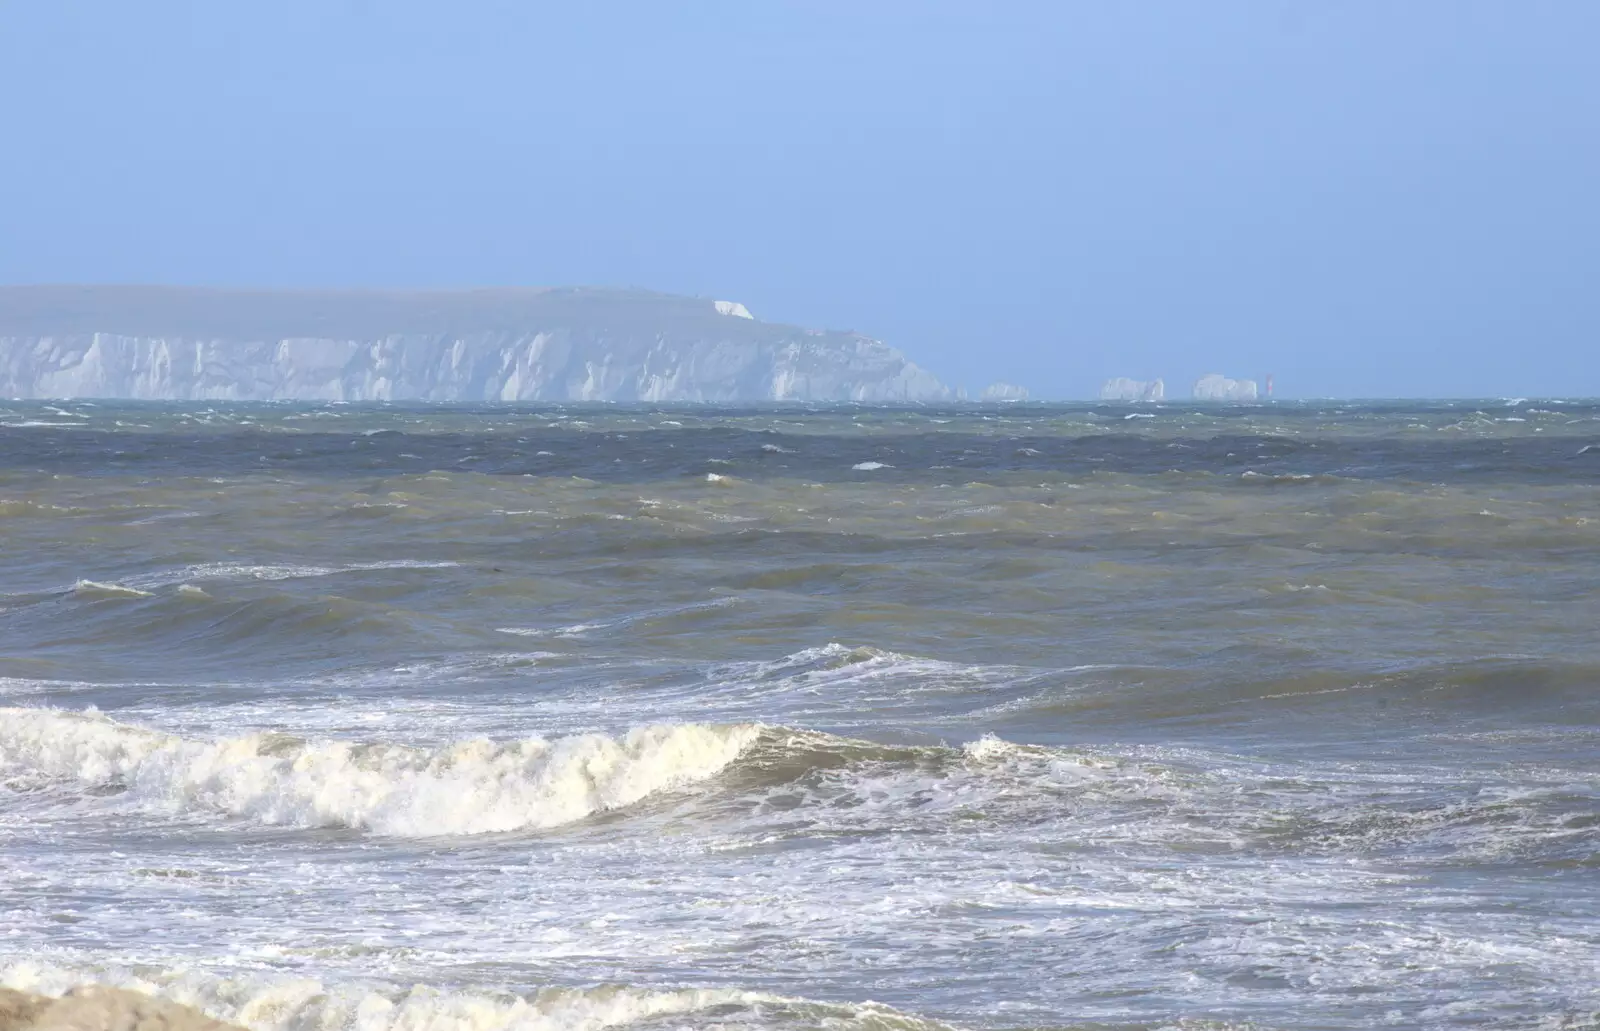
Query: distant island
[{"left": 0, "top": 285, "right": 951, "bottom": 402}]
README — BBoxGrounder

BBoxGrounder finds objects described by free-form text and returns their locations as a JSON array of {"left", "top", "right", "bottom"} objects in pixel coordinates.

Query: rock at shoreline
[{"left": 0, "top": 986, "right": 243, "bottom": 1031}]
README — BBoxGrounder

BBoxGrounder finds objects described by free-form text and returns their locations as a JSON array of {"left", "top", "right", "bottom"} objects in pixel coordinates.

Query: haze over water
[{"left": 2, "top": 399, "right": 1598, "bottom": 1029}]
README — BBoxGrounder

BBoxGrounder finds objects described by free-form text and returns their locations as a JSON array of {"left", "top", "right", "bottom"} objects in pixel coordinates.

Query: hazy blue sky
[{"left": 3, "top": 2, "right": 1597, "bottom": 398}]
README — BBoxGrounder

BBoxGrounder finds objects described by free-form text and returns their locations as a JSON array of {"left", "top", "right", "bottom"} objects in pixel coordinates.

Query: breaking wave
[
  {"left": 0, "top": 708, "right": 759, "bottom": 836},
  {"left": 4, "top": 703, "right": 1591, "bottom": 864}
]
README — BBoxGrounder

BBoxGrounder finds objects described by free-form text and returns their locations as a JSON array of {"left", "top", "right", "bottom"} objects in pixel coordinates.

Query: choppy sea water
[{"left": 1, "top": 399, "right": 1597, "bottom": 1030}]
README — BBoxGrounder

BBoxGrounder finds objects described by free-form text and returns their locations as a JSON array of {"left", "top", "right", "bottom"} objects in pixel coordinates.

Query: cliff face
[
  {"left": 1192, "top": 373, "right": 1258, "bottom": 401},
  {"left": 979, "top": 382, "right": 1029, "bottom": 401},
  {"left": 0, "top": 286, "right": 950, "bottom": 402},
  {"left": 1099, "top": 378, "right": 1164, "bottom": 401}
]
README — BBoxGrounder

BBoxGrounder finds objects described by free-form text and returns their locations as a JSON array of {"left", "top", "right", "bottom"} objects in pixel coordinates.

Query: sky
[{"left": 2, "top": 1, "right": 1597, "bottom": 399}]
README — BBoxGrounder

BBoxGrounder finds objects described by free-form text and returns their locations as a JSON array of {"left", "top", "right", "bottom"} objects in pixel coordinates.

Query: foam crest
[
  {"left": 44, "top": 561, "right": 465, "bottom": 600},
  {"left": 71, "top": 580, "right": 154, "bottom": 599},
  {"left": 0, "top": 708, "right": 760, "bottom": 836},
  {"left": 120, "top": 559, "right": 460, "bottom": 591},
  {"left": 0, "top": 961, "right": 952, "bottom": 1031},
  {"left": 713, "top": 642, "right": 1037, "bottom": 688}
]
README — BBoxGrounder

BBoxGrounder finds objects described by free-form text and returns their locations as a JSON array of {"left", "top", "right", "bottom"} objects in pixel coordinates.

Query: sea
[{"left": 1, "top": 399, "right": 1597, "bottom": 1030}]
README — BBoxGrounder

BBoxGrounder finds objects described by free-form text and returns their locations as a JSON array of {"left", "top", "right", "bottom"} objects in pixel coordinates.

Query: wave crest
[{"left": 0, "top": 708, "right": 760, "bottom": 836}]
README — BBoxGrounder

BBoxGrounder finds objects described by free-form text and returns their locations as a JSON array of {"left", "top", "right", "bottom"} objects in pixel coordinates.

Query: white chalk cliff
[
  {"left": 1099, "top": 377, "right": 1164, "bottom": 401},
  {"left": 1192, "top": 373, "right": 1258, "bottom": 401},
  {"left": 0, "top": 286, "right": 950, "bottom": 402},
  {"left": 980, "top": 382, "right": 1029, "bottom": 401}
]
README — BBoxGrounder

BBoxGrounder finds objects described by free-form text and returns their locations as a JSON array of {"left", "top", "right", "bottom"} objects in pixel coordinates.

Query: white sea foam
[
  {"left": 495, "top": 599, "right": 739, "bottom": 642},
  {"left": 0, "top": 708, "right": 760, "bottom": 836},
  {"left": 851, "top": 461, "right": 890, "bottom": 470},
  {"left": 495, "top": 621, "right": 612, "bottom": 638},
  {"left": 0, "top": 959, "right": 945, "bottom": 1031},
  {"left": 70, "top": 580, "right": 154, "bottom": 599},
  {"left": 719, "top": 642, "right": 1049, "bottom": 685},
  {"left": 74, "top": 559, "right": 463, "bottom": 594}
]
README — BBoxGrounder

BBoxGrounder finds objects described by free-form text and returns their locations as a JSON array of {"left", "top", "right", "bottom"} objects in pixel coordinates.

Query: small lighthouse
[{"left": 1265, "top": 374, "right": 1275, "bottom": 398}]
